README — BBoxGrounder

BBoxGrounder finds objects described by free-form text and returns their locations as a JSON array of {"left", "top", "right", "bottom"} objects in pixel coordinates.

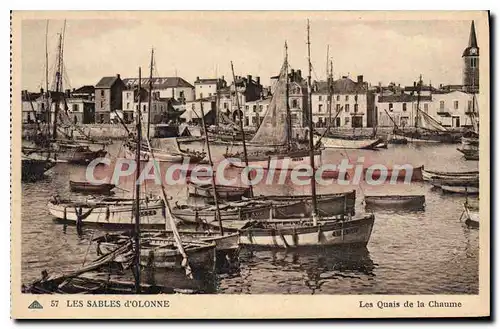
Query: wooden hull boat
[
  {"left": 393, "top": 128, "right": 462, "bottom": 143},
  {"left": 364, "top": 195, "right": 425, "bottom": 210},
  {"left": 253, "top": 190, "right": 356, "bottom": 216},
  {"left": 239, "top": 215, "right": 375, "bottom": 248},
  {"left": 363, "top": 165, "right": 423, "bottom": 182},
  {"left": 461, "top": 137, "right": 479, "bottom": 146},
  {"left": 440, "top": 185, "right": 479, "bottom": 194},
  {"left": 422, "top": 168, "right": 479, "bottom": 181},
  {"left": 463, "top": 203, "right": 479, "bottom": 228},
  {"left": 53, "top": 143, "right": 107, "bottom": 164},
  {"left": 187, "top": 181, "right": 251, "bottom": 201},
  {"left": 69, "top": 180, "right": 116, "bottom": 195},
  {"left": 225, "top": 149, "right": 322, "bottom": 170},
  {"left": 124, "top": 140, "right": 206, "bottom": 163},
  {"left": 21, "top": 158, "right": 55, "bottom": 182},
  {"left": 313, "top": 135, "right": 383, "bottom": 150},
  {"left": 457, "top": 148, "right": 479, "bottom": 160},
  {"left": 48, "top": 196, "right": 169, "bottom": 229},
  {"left": 172, "top": 202, "right": 272, "bottom": 224},
  {"left": 428, "top": 177, "right": 478, "bottom": 188}
]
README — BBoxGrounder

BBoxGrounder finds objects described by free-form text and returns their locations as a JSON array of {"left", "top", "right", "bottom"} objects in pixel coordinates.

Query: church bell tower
[{"left": 462, "top": 20, "right": 479, "bottom": 93}]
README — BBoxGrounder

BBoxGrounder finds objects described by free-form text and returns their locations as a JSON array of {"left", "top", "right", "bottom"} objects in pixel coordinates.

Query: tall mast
[
  {"left": 52, "top": 28, "right": 64, "bottom": 140},
  {"left": 133, "top": 67, "right": 142, "bottom": 294},
  {"left": 415, "top": 74, "right": 422, "bottom": 128},
  {"left": 284, "top": 42, "right": 292, "bottom": 149},
  {"left": 230, "top": 61, "right": 253, "bottom": 198},
  {"left": 328, "top": 58, "right": 333, "bottom": 131},
  {"left": 44, "top": 21, "right": 50, "bottom": 127},
  {"left": 147, "top": 48, "right": 154, "bottom": 140},
  {"left": 306, "top": 19, "right": 318, "bottom": 224},
  {"left": 200, "top": 101, "right": 224, "bottom": 235}
]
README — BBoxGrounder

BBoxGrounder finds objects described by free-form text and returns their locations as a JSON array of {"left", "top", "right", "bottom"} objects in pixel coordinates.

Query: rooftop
[{"left": 122, "top": 77, "right": 194, "bottom": 89}]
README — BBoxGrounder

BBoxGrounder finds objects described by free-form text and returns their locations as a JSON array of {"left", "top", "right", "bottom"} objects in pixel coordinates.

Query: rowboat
[
  {"left": 313, "top": 135, "right": 383, "bottom": 150},
  {"left": 21, "top": 157, "right": 55, "bottom": 182},
  {"left": 187, "top": 180, "right": 251, "bottom": 201},
  {"left": 457, "top": 147, "right": 479, "bottom": 160},
  {"left": 422, "top": 168, "right": 479, "bottom": 181},
  {"left": 52, "top": 142, "right": 108, "bottom": 164},
  {"left": 225, "top": 149, "right": 322, "bottom": 170},
  {"left": 364, "top": 195, "right": 425, "bottom": 210},
  {"left": 463, "top": 203, "right": 479, "bottom": 228},
  {"left": 48, "top": 196, "right": 169, "bottom": 229},
  {"left": 124, "top": 139, "right": 206, "bottom": 163},
  {"left": 172, "top": 202, "right": 272, "bottom": 224},
  {"left": 363, "top": 165, "right": 423, "bottom": 182},
  {"left": 69, "top": 180, "right": 116, "bottom": 195},
  {"left": 239, "top": 214, "right": 375, "bottom": 248},
  {"left": 440, "top": 185, "right": 479, "bottom": 194}
]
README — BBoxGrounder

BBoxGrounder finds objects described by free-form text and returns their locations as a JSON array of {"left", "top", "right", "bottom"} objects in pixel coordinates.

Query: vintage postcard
[{"left": 11, "top": 11, "right": 490, "bottom": 319}]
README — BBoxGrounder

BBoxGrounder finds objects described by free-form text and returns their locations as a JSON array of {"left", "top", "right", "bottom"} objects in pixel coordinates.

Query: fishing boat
[
  {"left": 393, "top": 75, "right": 462, "bottom": 144},
  {"left": 223, "top": 44, "right": 321, "bottom": 170},
  {"left": 239, "top": 214, "right": 375, "bottom": 248},
  {"left": 428, "top": 176, "right": 478, "bottom": 189},
  {"left": 21, "top": 156, "right": 55, "bottom": 182},
  {"left": 457, "top": 147, "right": 479, "bottom": 160},
  {"left": 48, "top": 196, "right": 169, "bottom": 229},
  {"left": 124, "top": 139, "right": 206, "bottom": 163},
  {"left": 440, "top": 184, "right": 479, "bottom": 194},
  {"left": 69, "top": 180, "right": 116, "bottom": 195},
  {"left": 187, "top": 180, "right": 251, "bottom": 201},
  {"left": 422, "top": 168, "right": 479, "bottom": 181},
  {"left": 314, "top": 134, "right": 384, "bottom": 150},
  {"left": 457, "top": 92, "right": 479, "bottom": 159},
  {"left": 363, "top": 165, "right": 424, "bottom": 182},
  {"left": 364, "top": 195, "right": 425, "bottom": 210}
]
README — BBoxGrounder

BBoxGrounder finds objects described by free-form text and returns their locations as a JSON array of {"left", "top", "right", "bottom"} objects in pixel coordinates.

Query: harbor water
[{"left": 21, "top": 141, "right": 479, "bottom": 294}]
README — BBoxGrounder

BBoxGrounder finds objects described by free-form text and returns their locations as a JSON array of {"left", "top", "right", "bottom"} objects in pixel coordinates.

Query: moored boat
[
  {"left": 440, "top": 184, "right": 479, "bottom": 194},
  {"left": 239, "top": 214, "right": 375, "bottom": 248},
  {"left": 313, "top": 135, "right": 383, "bottom": 150},
  {"left": 187, "top": 180, "right": 251, "bottom": 201},
  {"left": 422, "top": 168, "right": 479, "bottom": 181},
  {"left": 363, "top": 165, "right": 423, "bottom": 182},
  {"left": 364, "top": 195, "right": 425, "bottom": 210},
  {"left": 457, "top": 147, "right": 479, "bottom": 160},
  {"left": 462, "top": 202, "right": 479, "bottom": 228},
  {"left": 69, "top": 180, "right": 116, "bottom": 195}
]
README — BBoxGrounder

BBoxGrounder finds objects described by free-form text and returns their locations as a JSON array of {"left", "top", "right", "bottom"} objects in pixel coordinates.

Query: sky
[{"left": 20, "top": 12, "right": 481, "bottom": 91}]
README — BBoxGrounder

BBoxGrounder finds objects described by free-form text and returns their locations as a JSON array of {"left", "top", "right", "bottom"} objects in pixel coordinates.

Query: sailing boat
[
  {"left": 393, "top": 75, "right": 462, "bottom": 143},
  {"left": 24, "top": 21, "right": 107, "bottom": 164},
  {"left": 313, "top": 57, "right": 384, "bottom": 150},
  {"left": 123, "top": 49, "right": 206, "bottom": 163},
  {"left": 224, "top": 44, "right": 322, "bottom": 170},
  {"left": 457, "top": 91, "right": 479, "bottom": 160},
  {"left": 239, "top": 21, "right": 375, "bottom": 248}
]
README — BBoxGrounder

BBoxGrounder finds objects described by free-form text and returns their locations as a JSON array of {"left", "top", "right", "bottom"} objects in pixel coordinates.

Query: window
[
  {"left": 126, "top": 103, "right": 130, "bottom": 109},
  {"left": 252, "top": 105, "right": 257, "bottom": 112},
  {"left": 180, "top": 91, "right": 185, "bottom": 99},
  {"left": 199, "top": 93, "right": 203, "bottom": 98},
  {"left": 389, "top": 103, "right": 393, "bottom": 112},
  {"left": 72, "top": 104, "right": 78, "bottom": 112},
  {"left": 99, "top": 113, "right": 104, "bottom": 123},
  {"left": 292, "top": 99, "right": 298, "bottom": 108},
  {"left": 440, "top": 100, "right": 445, "bottom": 110},
  {"left": 318, "top": 104, "right": 323, "bottom": 112},
  {"left": 345, "top": 95, "right": 349, "bottom": 101},
  {"left": 224, "top": 103, "right": 228, "bottom": 109},
  {"left": 345, "top": 117, "right": 350, "bottom": 125},
  {"left": 100, "top": 100, "right": 103, "bottom": 108},
  {"left": 245, "top": 105, "right": 249, "bottom": 110},
  {"left": 471, "top": 58, "right": 477, "bottom": 68},
  {"left": 424, "top": 103, "right": 429, "bottom": 113},
  {"left": 100, "top": 90, "right": 104, "bottom": 97},
  {"left": 402, "top": 103, "right": 407, "bottom": 112},
  {"left": 192, "top": 104, "right": 195, "bottom": 110},
  {"left": 345, "top": 104, "right": 350, "bottom": 112},
  {"left": 354, "top": 104, "right": 359, "bottom": 112},
  {"left": 136, "top": 105, "right": 139, "bottom": 110},
  {"left": 319, "top": 95, "right": 323, "bottom": 101},
  {"left": 354, "top": 95, "right": 358, "bottom": 102},
  {"left": 336, "top": 104, "right": 340, "bottom": 112},
  {"left": 468, "top": 100, "right": 473, "bottom": 111},
  {"left": 336, "top": 95, "right": 340, "bottom": 101},
  {"left": 454, "top": 101, "right": 459, "bottom": 110},
  {"left": 208, "top": 93, "right": 212, "bottom": 97},
  {"left": 143, "top": 104, "right": 147, "bottom": 112},
  {"left": 259, "top": 105, "right": 263, "bottom": 111}
]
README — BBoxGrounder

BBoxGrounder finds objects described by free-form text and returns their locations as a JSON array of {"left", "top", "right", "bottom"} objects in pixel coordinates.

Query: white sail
[{"left": 417, "top": 108, "right": 448, "bottom": 132}]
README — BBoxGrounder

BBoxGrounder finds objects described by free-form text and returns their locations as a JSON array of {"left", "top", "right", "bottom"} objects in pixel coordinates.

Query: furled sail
[
  {"left": 249, "top": 61, "right": 289, "bottom": 146},
  {"left": 417, "top": 108, "right": 448, "bottom": 132}
]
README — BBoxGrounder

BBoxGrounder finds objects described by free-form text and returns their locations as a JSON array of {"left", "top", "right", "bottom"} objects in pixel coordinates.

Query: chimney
[
  {"left": 297, "top": 69, "right": 302, "bottom": 78},
  {"left": 357, "top": 75, "right": 363, "bottom": 84},
  {"left": 256, "top": 76, "right": 260, "bottom": 86},
  {"left": 291, "top": 69, "right": 295, "bottom": 82},
  {"left": 247, "top": 75, "right": 252, "bottom": 83},
  {"left": 221, "top": 75, "right": 225, "bottom": 81},
  {"left": 40, "top": 88, "right": 44, "bottom": 94},
  {"left": 414, "top": 81, "right": 417, "bottom": 87},
  {"left": 196, "top": 76, "right": 200, "bottom": 82},
  {"left": 116, "top": 74, "right": 120, "bottom": 79},
  {"left": 65, "top": 89, "right": 71, "bottom": 98}
]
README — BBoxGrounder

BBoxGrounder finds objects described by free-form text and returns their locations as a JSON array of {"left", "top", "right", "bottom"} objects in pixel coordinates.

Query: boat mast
[
  {"left": 133, "top": 67, "right": 142, "bottom": 294},
  {"left": 45, "top": 21, "right": 49, "bottom": 124},
  {"left": 306, "top": 19, "right": 318, "bottom": 224},
  {"left": 328, "top": 58, "right": 333, "bottom": 132},
  {"left": 200, "top": 101, "right": 224, "bottom": 235},
  {"left": 230, "top": 61, "right": 253, "bottom": 198},
  {"left": 147, "top": 48, "right": 154, "bottom": 140},
  {"left": 52, "top": 22, "right": 65, "bottom": 140},
  {"left": 284, "top": 42, "right": 292, "bottom": 150},
  {"left": 415, "top": 74, "right": 422, "bottom": 129}
]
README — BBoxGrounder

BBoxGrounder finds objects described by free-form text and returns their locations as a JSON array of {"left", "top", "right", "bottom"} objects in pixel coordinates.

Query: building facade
[
  {"left": 122, "top": 77, "right": 194, "bottom": 102},
  {"left": 121, "top": 88, "right": 176, "bottom": 125},
  {"left": 194, "top": 77, "right": 227, "bottom": 100},
  {"left": 180, "top": 97, "right": 217, "bottom": 126},
  {"left": 95, "top": 74, "right": 126, "bottom": 123},
  {"left": 311, "top": 75, "right": 374, "bottom": 128}
]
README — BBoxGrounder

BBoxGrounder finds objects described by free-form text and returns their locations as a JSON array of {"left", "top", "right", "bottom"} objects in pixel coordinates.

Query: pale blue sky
[{"left": 21, "top": 13, "right": 479, "bottom": 91}]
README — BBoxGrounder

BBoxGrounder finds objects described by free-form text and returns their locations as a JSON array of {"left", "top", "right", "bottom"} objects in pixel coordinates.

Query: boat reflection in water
[{"left": 230, "top": 246, "right": 375, "bottom": 294}]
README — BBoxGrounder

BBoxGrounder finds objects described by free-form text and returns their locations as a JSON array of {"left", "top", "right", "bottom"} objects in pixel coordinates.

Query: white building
[
  {"left": 122, "top": 77, "right": 195, "bottom": 102},
  {"left": 194, "top": 77, "right": 227, "bottom": 100}
]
